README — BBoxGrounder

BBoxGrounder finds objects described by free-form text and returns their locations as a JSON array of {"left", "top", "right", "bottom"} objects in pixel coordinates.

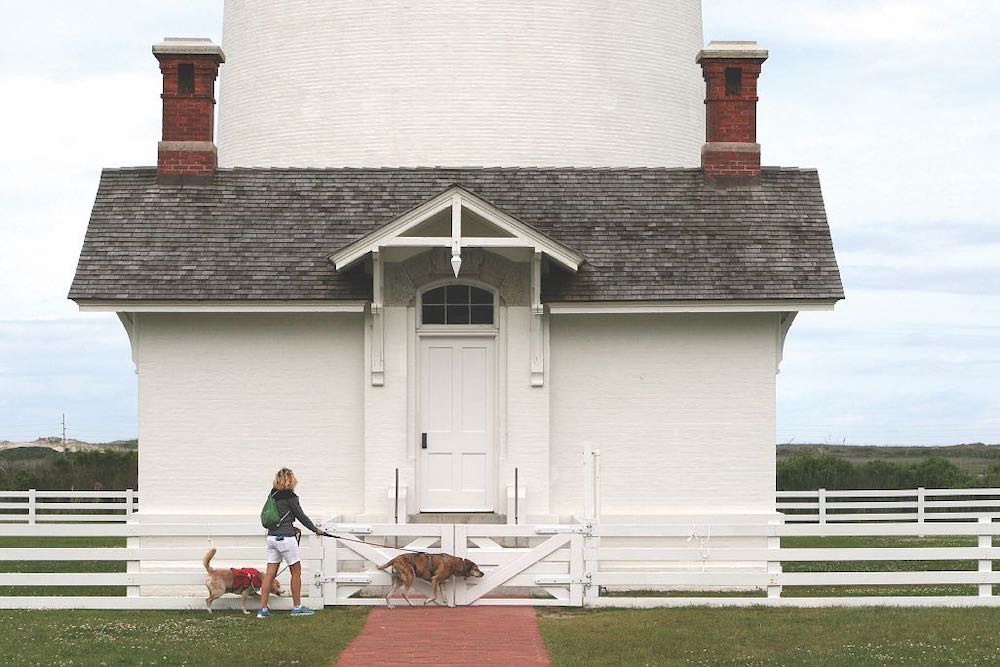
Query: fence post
[
  {"left": 126, "top": 517, "right": 140, "bottom": 598},
  {"left": 817, "top": 488, "right": 826, "bottom": 525},
  {"left": 323, "top": 531, "right": 339, "bottom": 606},
  {"left": 593, "top": 449, "right": 602, "bottom": 521},
  {"left": 583, "top": 524, "right": 600, "bottom": 606},
  {"left": 125, "top": 489, "right": 135, "bottom": 518},
  {"left": 453, "top": 524, "right": 468, "bottom": 606},
  {"left": 979, "top": 516, "right": 993, "bottom": 598},
  {"left": 767, "top": 518, "right": 783, "bottom": 599},
  {"left": 582, "top": 445, "right": 594, "bottom": 522},
  {"left": 917, "top": 487, "right": 925, "bottom": 524},
  {"left": 27, "top": 489, "right": 36, "bottom": 525}
]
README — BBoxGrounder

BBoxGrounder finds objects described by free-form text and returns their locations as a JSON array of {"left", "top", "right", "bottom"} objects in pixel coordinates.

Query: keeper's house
[{"left": 69, "top": 1, "right": 842, "bottom": 524}]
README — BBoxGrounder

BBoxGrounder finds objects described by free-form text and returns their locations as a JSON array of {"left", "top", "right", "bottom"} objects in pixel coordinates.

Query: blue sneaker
[
  {"left": 290, "top": 605, "right": 316, "bottom": 617},
  {"left": 256, "top": 607, "right": 271, "bottom": 619}
]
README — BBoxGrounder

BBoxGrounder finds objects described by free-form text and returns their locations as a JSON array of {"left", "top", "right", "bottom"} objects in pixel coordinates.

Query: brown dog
[
  {"left": 378, "top": 552, "right": 484, "bottom": 608},
  {"left": 203, "top": 547, "right": 285, "bottom": 613}
]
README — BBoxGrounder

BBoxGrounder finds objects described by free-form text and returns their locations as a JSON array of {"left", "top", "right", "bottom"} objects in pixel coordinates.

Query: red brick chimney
[
  {"left": 697, "top": 41, "right": 768, "bottom": 186},
  {"left": 153, "top": 38, "right": 225, "bottom": 185}
]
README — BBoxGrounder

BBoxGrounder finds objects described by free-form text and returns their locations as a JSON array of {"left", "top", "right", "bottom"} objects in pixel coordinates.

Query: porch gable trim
[{"left": 327, "top": 186, "right": 585, "bottom": 272}]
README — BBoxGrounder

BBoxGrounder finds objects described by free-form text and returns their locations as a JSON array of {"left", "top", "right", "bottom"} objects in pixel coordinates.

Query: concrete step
[{"left": 408, "top": 513, "right": 507, "bottom": 524}]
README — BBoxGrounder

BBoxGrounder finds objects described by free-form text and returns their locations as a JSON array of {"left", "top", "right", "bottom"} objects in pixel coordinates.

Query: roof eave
[{"left": 546, "top": 298, "right": 842, "bottom": 314}]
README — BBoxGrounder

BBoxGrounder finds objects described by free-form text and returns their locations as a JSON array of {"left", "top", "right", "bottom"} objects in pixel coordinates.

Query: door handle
[{"left": 421, "top": 433, "right": 428, "bottom": 449}]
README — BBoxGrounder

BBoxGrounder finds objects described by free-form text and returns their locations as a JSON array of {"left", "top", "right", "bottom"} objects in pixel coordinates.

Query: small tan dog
[
  {"left": 203, "top": 546, "right": 284, "bottom": 613},
  {"left": 378, "top": 552, "right": 484, "bottom": 608}
]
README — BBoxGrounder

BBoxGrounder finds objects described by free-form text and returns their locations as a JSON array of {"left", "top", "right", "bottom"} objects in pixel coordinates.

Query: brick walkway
[{"left": 336, "top": 606, "right": 551, "bottom": 666}]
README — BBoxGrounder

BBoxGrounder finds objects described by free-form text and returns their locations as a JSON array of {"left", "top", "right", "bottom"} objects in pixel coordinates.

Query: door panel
[{"left": 420, "top": 336, "right": 494, "bottom": 511}]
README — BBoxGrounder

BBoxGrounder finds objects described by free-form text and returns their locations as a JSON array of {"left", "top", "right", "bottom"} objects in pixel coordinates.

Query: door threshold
[{"left": 409, "top": 512, "right": 507, "bottom": 524}]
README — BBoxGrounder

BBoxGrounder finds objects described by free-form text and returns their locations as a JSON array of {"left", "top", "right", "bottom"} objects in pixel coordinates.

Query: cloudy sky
[{"left": 0, "top": 1, "right": 997, "bottom": 445}]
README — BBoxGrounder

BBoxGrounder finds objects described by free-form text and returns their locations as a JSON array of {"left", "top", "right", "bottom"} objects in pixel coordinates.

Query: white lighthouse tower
[{"left": 217, "top": 0, "right": 705, "bottom": 168}]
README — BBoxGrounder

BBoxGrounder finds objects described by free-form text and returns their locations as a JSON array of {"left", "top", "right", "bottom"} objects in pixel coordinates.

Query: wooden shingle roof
[{"left": 69, "top": 166, "right": 843, "bottom": 303}]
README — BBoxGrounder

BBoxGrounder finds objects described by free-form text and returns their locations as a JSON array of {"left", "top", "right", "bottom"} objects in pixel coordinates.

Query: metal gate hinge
[
  {"left": 535, "top": 525, "right": 589, "bottom": 535},
  {"left": 535, "top": 576, "right": 588, "bottom": 585}
]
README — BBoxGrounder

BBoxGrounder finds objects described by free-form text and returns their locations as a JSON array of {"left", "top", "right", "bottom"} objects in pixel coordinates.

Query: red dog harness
[{"left": 231, "top": 568, "right": 263, "bottom": 591}]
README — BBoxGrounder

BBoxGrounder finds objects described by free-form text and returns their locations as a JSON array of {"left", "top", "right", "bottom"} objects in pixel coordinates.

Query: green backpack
[{"left": 260, "top": 491, "right": 288, "bottom": 530}]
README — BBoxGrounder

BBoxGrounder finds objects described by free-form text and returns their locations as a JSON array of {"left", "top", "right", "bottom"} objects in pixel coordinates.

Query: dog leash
[
  {"left": 270, "top": 532, "right": 429, "bottom": 583},
  {"left": 268, "top": 531, "right": 433, "bottom": 588},
  {"left": 321, "top": 531, "right": 435, "bottom": 555}
]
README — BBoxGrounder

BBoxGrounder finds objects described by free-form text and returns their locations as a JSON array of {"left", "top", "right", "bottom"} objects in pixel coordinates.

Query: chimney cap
[
  {"left": 696, "top": 40, "right": 768, "bottom": 64},
  {"left": 153, "top": 37, "right": 225, "bottom": 63}
]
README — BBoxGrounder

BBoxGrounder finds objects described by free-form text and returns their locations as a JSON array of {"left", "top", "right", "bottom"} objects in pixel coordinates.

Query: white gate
[
  {"left": 321, "top": 523, "right": 456, "bottom": 605},
  {"left": 320, "top": 523, "right": 586, "bottom": 606},
  {"left": 456, "top": 524, "right": 586, "bottom": 606}
]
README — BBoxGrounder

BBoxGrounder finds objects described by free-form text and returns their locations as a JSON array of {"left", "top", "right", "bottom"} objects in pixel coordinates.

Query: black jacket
[{"left": 267, "top": 489, "right": 319, "bottom": 536}]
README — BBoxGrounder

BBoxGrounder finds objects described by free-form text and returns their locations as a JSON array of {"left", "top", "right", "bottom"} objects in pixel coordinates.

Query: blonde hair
[{"left": 273, "top": 468, "right": 298, "bottom": 491}]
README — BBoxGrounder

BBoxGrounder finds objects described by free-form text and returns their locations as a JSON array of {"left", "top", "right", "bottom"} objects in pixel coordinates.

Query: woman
[{"left": 257, "top": 467, "right": 326, "bottom": 618}]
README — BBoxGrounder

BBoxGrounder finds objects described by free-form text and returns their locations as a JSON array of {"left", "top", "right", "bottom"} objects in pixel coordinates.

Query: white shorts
[{"left": 265, "top": 535, "right": 301, "bottom": 566}]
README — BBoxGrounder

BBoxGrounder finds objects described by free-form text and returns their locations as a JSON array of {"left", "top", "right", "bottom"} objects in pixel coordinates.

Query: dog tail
[
  {"left": 376, "top": 556, "right": 396, "bottom": 571},
  {"left": 203, "top": 546, "right": 217, "bottom": 572}
]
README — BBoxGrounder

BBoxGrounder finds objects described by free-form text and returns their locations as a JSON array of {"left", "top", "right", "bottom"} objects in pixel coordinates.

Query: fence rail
[
  {"left": 0, "top": 520, "right": 323, "bottom": 611},
  {"left": 5, "top": 485, "right": 1000, "bottom": 609},
  {"left": 776, "top": 487, "right": 1000, "bottom": 524},
  {"left": 0, "top": 490, "right": 137, "bottom": 523},
  {"left": 3, "top": 516, "right": 1000, "bottom": 609}
]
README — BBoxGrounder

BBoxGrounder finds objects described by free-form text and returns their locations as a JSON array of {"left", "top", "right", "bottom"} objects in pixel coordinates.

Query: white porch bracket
[
  {"left": 530, "top": 251, "right": 544, "bottom": 387},
  {"left": 775, "top": 311, "right": 797, "bottom": 375},
  {"left": 370, "top": 251, "right": 385, "bottom": 386}
]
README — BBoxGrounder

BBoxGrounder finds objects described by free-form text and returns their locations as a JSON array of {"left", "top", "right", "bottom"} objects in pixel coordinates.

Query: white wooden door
[{"left": 419, "top": 336, "right": 495, "bottom": 511}]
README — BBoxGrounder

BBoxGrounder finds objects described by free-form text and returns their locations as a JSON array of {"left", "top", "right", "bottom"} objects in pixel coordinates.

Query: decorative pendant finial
[{"left": 450, "top": 253, "right": 462, "bottom": 277}]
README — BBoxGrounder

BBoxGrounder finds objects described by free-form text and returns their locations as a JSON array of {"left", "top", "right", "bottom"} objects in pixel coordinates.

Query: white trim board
[
  {"left": 547, "top": 300, "right": 840, "bottom": 314},
  {"left": 77, "top": 300, "right": 367, "bottom": 313},
  {"left": 328, "top": 186, "right": 584, "bottom": 272}
]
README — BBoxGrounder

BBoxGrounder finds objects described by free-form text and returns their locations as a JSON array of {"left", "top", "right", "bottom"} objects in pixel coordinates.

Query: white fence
[
  {"left": 777, "top": 488, "right": 1000, "bottom": 524},
  {"left": 586, "top": 518, "right": 1000, "bottom": 608},
  {"left": 3, "top": 486, "right": 1000, "bottom": 609},
  {"left": 3, "top": 518, "right": 1000, "bottom": 609},
  {"left": 0, "top": 490, "right": 137, "bottom": 523},
  {"left": 5, "top": 486, "right": 999, "bottom": 526},
  {"left": 0, "top": 521, "right": 324, "bottom": 611}
]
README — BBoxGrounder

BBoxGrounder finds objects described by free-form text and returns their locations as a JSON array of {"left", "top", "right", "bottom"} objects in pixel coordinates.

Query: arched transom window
[{"left": 421, "top": 284, "right": 494, "bottom": 325}]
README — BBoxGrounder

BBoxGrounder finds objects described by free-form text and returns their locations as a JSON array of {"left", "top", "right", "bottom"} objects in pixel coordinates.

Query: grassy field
[
  {"left": 538, "top": 607, "right": 1000, "bottom": 666},
  {"left": 2, "top": 606, "right": 1000, "bottom": 665},
  {"left": 0, "top": 608, "right": 368, "bottom": 667},
  {"left": 0, "top": 536, "right": 126, "bottom": 596}
]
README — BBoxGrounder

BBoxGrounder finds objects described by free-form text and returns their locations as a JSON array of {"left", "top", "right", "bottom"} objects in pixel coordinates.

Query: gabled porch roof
[{"left": 328, "top": 186, "right": 585, "bottom": 273}]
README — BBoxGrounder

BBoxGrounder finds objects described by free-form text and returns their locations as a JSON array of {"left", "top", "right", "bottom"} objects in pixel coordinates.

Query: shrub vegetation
[
  {"left": 777, "top": 453, "right": 1000, "bottom": 490},
  {"left": 0, "top": 449, "right": 137, "bottom": 491}
]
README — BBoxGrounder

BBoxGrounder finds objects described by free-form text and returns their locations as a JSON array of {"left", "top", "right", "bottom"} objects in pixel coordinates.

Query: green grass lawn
[
  {"left": 539, "top": 607, "right": 1000, "bottom": 666},
  {"left": 0, "top": 608, "right": 369, "bottom": 667}
]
